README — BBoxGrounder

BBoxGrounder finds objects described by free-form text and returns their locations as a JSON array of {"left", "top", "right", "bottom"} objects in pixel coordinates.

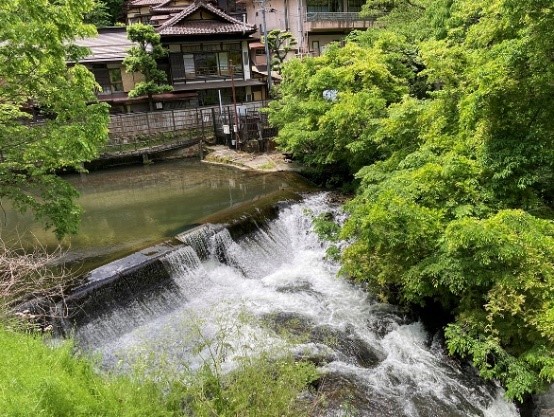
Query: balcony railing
[{"left": 305, "top": 12, "right": 369, "bottom": 22}]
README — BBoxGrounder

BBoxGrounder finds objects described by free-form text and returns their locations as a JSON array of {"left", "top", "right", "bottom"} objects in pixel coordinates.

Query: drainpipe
[
  {"left": 230, "top": 60, "right": 240, "bottom": 150},
  {"left": 298, "top": 0, "right": 305, "bottom": 54},
  {"left": 261, "top": 0, "right": 272, "bottom": 93},
  {"left": 284, "top": 0, "right": 289, "bottom": 30}
]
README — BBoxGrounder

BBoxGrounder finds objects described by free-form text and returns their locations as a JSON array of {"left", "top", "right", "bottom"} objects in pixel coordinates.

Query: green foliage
[
  {"left": 123, "top": 24, "right": 172, "bottom": 106},
  {"left": 312, "top": 212, "right": 342, "bottom": 260},
  {"left": 0, "top": 326, "right": 181, "bottom": 417},
  {"left": 0, "top": 0, "right": 110, "bottom": 238},
  {"left": 271, "top": 0, "right": 554, "bottom": 399},
  {"left": 174, "top": 313, "right": 319, "bottom": 417},
  {"left": 85, "top": 0, "right": 124, "bottom": 26},
  {"left": 262, "top": 29, "right": 298, "bottom": 74},
  {"left": 340, "top": 0, "right": 554, "bottom": 398},
  {"left": 183, "top": 356, "right": 317, "bottom": 417},
  {"left": 312, "top": 212, "right": 341, "bottom": 242},
  {"left": 361, "top": 0, "right": 452, "bottom": 41},
  {"left": 267, "top": 35, "right": 413, "bottom": 180},
  {"left": 0, "top": 320, "right": 319, "bottom": 417}
]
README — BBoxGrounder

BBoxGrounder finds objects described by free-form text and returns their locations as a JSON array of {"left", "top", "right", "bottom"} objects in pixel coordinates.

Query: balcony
[{"left": 304, "top": 12, "right": 375, "bottom": 32}]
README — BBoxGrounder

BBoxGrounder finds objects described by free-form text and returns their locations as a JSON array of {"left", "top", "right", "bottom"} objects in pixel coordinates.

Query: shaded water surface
[
  {"left": 0, "top": 160, "right": 313, "bottom": 269},
  {"left": 71, "top": 193, "right": 519, "bottom": 417}
]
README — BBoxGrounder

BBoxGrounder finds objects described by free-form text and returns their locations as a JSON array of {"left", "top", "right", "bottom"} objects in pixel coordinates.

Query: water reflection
[{"left": 0, "top": 160, "right": 313, "bottom": 269}]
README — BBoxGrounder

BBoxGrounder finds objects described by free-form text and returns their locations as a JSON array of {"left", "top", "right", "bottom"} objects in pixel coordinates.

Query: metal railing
[
  {"left": 103, "top": 100, "right": 274, "bottom": 155},
  {"left": 305, "top": 12, "right": 368, "bottom": 22}
]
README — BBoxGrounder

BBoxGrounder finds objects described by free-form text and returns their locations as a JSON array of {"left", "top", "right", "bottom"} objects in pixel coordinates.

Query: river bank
[{"left": 203, "top": 145, "right": 303, "bottom": 172}]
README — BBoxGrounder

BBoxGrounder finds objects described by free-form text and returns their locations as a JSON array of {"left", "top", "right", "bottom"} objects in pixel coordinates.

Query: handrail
[{"left": 304, "top": 12, "right": 371, "bottom": 22}]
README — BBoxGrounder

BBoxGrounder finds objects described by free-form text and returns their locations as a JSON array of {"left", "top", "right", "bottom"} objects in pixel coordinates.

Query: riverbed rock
[
  {"left": 262, "top": 311, "right": 384, "bottom": 367},
  {"left": 534, "top": 384, "right": 554, "bottom": 417}
]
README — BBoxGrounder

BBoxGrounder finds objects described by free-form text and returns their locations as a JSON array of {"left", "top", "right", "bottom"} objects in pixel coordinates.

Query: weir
[{"left": 60, "top": 193, "right": 519, "bottom": 417}]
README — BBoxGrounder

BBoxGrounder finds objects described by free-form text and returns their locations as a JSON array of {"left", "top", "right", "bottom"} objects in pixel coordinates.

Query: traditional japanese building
[
  {"left": 77, "top": 1, "right": 265, "bottom": 113},
  {"left": 157, "top": 1, "right": 265, "bottom": 106}
]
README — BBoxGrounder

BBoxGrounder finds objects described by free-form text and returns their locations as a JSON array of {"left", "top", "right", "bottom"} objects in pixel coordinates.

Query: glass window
[
  {"left": 177, "top": 50, "right": 244, "bottom": 81},
  {"left": 182, "top": 44, "right": 202, "bottom": 52},
  {"left": 91, "top": 66, "right": 123, "bottom": 94},
  {"left": 184, "top": 54, "right": 195, "bottom": 79},
  {"left": 203, "top": 43, "right": 222, "bottom": 52},
  {"left": 109, "top": 68, "right": 124, "bottom": 92},
  {"left": 226, "top": 43, "right": 242, "bottom": 51},
  {"left": 228, "top": 50, "right": 243, "bottom": 74},
  {"left": 194, "top": 53, "right": 218, "bottom": 76},
  {"left": 218, "top": 52, "right": 229, "bottom": 75}
]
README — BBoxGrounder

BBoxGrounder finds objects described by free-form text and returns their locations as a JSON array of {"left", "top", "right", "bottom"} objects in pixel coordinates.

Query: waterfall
[{"left": 74, "top": 193, "right": 518, "bottom": 416}]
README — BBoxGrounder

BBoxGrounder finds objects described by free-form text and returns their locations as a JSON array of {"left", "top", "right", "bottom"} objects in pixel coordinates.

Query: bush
[
  {"left": 0, "top": 326, "right": 181, "bottom": 417},
  {"left": 0, "top": 325, "right": 319, "bottom": 417}
]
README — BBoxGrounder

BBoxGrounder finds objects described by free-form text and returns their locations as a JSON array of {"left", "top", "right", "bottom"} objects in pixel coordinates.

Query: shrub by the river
[
  {"left": 0, "top": 326, "right": 318, "bottom": 417},
  {"left": 0, "top": 327, "right": 181, "bottom": 417}
]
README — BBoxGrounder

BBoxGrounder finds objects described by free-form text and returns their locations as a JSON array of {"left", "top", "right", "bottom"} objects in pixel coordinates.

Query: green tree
[
  {"left": 270, "top": 0, "right": 554, "bottom": 399},
  {"left": 341, "top": 0, "right": 554, "bottom": 400},
  {"left": 123, "top": 24, "right": 172, "bottom": 111},
  {"left": 267, "top": 31, "right": 415, "bottom": 185},
  {"left": 85, "top": 0, "right": 124, "bottom": 27},
  {"left": 262, "top": 29, "right": 298, "bottom": 74},
  {"left": 0, "top": 0, "right": 109, "bottom": 238},
  {"left": 85, "top": 1, "right": 112, "bottom": 27}
]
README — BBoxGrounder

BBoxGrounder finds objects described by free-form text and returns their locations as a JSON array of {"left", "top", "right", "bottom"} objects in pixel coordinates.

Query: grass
[
  {"left": 0, "top": 325, "right": 319, "bottom": 417},
  {"left": 0, "top": 327, "right": 181, "bottom": 417}
]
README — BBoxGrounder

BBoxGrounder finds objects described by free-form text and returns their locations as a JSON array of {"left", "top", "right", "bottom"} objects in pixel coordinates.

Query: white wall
[{"left": 245, "top": 0, "right": 307, "bottom": 53}]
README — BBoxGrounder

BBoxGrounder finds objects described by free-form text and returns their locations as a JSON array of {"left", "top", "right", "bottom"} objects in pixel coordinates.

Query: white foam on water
[{"left": 79, "top": 193, "right": 519, "bottom": 417}]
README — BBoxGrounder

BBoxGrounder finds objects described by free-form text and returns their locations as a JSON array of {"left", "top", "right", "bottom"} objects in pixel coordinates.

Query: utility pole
[
  {"left": 260, "top": 0, "right": 272, "bottom": 94},
  {"left": 229, "top": 59, "right": 240, "bottom": 151}
]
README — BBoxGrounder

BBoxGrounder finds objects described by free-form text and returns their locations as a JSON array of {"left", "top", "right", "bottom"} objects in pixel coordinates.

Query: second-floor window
[{"left": 169, "top": 43, "right": 244, "bottom": 83}]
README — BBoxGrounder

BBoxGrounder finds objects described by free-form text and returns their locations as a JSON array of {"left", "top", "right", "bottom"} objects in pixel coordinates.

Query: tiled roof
[
  {"left": 158, "top": 1, "right": 255, "bottom": 36},
  {"left": 159, "top": 21, "right": 253, "bottom": 35},
  {"left": 152, "top": 0, "right": 181, "bottom": 8},
  {"left": 152, "top": 7, "right": 184, "bottom": 13},
  {"left": 75, "top": 28, "right": 132, "bottom": 63},
  {"left": 129, "top": 0, "right": 165, "bottom": 6}
]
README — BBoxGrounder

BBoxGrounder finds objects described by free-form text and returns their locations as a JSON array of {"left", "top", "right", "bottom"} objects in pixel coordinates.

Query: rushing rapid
[{"left": 72, "top": 193, "right": 519, "bottom": 417}]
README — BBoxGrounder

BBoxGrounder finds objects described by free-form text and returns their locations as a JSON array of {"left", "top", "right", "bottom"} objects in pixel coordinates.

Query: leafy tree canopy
[
  {"left": 0, "top": 0, "right": 109, "bottom": 238},
  {"left": 85, "top": 0, "right": 125, "bottom": 27},
  {"left": 262, "top": 29, "right": 298, "bottom": 74},
  {"left": 123, "top": 24, "right": 172, "bottom": 110},
  {"left": 270, "top": 0, "right": 554, "bottom": 399},
  {"left": 267, "top": 32, "right": 414, "bottom": 181}
]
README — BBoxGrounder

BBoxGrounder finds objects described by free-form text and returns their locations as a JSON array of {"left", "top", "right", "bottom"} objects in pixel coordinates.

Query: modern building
[{"left": 241, "top": 0, "right": 374, "bottom": 57}]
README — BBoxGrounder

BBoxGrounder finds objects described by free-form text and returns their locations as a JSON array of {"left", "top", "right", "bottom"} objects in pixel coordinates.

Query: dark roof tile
[
  {"left": 159, "top": 21, "right": 253, "bottom": 35},
  {"left": 158, "top": 1, "right": 255, "bottom": 36},
  {"left": 129, "top": 0, "right": 165, "bottom": 6}
]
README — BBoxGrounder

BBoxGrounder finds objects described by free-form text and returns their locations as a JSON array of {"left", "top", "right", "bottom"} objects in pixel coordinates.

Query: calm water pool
[{"left": 1, "top": 160, "right": 314, "bottom": 270}]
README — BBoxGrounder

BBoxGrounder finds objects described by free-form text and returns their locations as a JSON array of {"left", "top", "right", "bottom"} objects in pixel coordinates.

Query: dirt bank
[{"left": 203, "top": 145, "right": 303, "bottom": 172}]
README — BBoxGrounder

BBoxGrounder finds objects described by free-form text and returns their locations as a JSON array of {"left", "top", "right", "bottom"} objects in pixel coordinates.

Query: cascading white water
[{"left": 78, "top": 193, "right": 519, "bottom": 417}]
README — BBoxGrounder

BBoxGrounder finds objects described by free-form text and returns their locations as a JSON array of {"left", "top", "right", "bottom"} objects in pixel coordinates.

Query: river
[
  {"left": 68, "top": 192, "right": 519, "bottom": 417},
  {"left": 0, "top": 159, "right": 313, "bottom": 271}
]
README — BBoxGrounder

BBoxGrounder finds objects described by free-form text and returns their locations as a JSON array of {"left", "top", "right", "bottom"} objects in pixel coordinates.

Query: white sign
[{"left": 323, "top": 89, "right": 338, "bottom": 101}]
